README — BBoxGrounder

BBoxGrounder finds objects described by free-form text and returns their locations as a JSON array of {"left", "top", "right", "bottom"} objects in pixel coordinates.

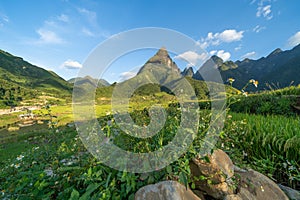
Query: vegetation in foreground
[{"left": 0, "top": 87, "right": 299, "bottom": 199}]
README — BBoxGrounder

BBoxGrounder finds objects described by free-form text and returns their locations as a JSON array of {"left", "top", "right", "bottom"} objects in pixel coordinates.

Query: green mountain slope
[
  {"left": 194, "top": 44, "right": 300, "bottom": 90},
  {"left": 0, "top": 49, "right": 72, "bottom": 107},
  {"left": 0, "top": 50, "right": 71, "bottom": 93},
  {"left": 95, "top": 48, "right": 237, "bottom": 100},
  {"left": 68, "top": 76, "right": 110, "bottom": 87}
]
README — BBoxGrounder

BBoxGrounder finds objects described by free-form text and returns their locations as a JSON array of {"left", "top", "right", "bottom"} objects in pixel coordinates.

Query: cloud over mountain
[
  {"left": 62, "top": 59, "right": 82, "bottom": 69},
  {"left": 287, "top": 31, "right": 300, "bottom": 48}
]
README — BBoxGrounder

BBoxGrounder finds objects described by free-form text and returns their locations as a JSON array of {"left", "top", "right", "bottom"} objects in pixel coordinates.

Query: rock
[
  {"left": 278, "top": 184, "right": 300, "bottom": 200},
  {"left": 190, "top": 149, "right": 235, "bottom": 199},
  {"left": 235, "top": 169, "right": 289, "bottom": 200},
  {"left": 199, "top": 181, "right": 235, "bottom": 199},
  {"left": 192, "top": 190, "right": 206, "bottom": 199},
  {"left": 224, "top": 194, "right": 242, "bottom": 200},
  {"left": 191, "top": 149, "right": 234, "bottom": 184},
  {"left": 134, "top": 180, "right": 203, "bottom": 200}
]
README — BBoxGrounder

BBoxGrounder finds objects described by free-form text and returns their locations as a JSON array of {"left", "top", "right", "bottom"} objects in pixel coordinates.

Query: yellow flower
[
  {"left": 249, "top": 79, "right": 258, "bottom": 87},
  {"left": 227, "top": 78, "right": 235, "bottom": 84},
  {"left": 254, "top": 80, "right": 259, "bottom": 87},
  {"left": 242, "top": 90, "right": 248, "bottom": 97}
]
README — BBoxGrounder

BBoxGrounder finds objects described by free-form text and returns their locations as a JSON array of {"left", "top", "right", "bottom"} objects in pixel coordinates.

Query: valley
[{"left": 0, "top": 47, "right": 299, "bottom": 199}]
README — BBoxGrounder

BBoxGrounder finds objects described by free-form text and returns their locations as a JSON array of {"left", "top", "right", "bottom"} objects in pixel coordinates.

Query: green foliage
[
  {"left": 1, "top": 85, "right": 300, "bottom": 198},
  {"left": 219, "top": 113, "right": 300, "bottom": 189},
  {"left": 0, "top": 49, "right": 72, "bottom": 107},
  {"left": 229, "top": 93, "right": 297, "bottom": 116}
]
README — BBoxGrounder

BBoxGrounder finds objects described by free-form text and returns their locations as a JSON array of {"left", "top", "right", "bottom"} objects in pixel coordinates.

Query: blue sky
[{"left": 0, "top": 0, "right": 299, "bottom": 83}]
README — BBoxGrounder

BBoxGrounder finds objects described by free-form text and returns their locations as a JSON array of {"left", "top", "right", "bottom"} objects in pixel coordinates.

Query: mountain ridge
[{"left": 193, "top": 44, "right": 300, "bottom": 90}]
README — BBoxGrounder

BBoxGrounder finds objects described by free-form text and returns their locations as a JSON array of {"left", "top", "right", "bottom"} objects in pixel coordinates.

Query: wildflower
[
  {"left": 221, "top": 143, "right": 224, "bottom": 148},
  {"left": 14, "top": 163, "right": 20, "bottom": 168},
  {"left": 34, "top": 146, "right": 39, "bottom": 150},
  {"left": 44, "top": 168, "right": 54, "bottom": 177},
  {"left": 16, "top": 155, "right": 24, "bottom": 161},
  {"left": 242, "top": 90, "right": 248, "bottom": 97},
  {"left": 227, "top": 115, "right": 232, "bottom": 119},
  {"left": 249, "top": 79, "right": 259, "bottom": 87},
  {"left": 227, "top": 78, "right": 235, "bottom": 84},
  {"left": 260, "top": 185, "right": 264, "bottom": 192}
]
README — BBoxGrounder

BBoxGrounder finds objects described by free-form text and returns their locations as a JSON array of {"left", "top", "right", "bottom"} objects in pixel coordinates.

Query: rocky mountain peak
[
  {"left": 267, "top": 48, "right": 283, "bottom": 58},
  {"left": 146, "top": 47, "right": 176, "bottom": 68},
  {"left": 181, "top": 66, "right": 194, "bottom": 77},
  {"left": 138, "top": 47, "right": 180, "bottom": 74}
]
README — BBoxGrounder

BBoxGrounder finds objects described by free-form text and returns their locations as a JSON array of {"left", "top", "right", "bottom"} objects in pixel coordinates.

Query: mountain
[
  {"left": 181, "top": 67, "right": 194, "bottom": 77},
  {"left": 0, "top": 49, "right": 71, "bottom": 93},
  {"left": 194, "top": 44, "right": 300, "bottom": 90},
  {"left": 137, "top": 47, "right": 181, "bottom": 75},
  {"left": 0, "top": 49, "right": 72, "bottom": 107},
  {"left": 95, "top": 47, "right": 237, "bottom": 100},
  {"left": 68, "top": 76, "right": 110, "bottom": 87}
]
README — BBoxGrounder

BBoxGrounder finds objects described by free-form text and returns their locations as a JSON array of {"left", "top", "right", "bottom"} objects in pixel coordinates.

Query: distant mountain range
[
  {"left": 110, "top": 47, "right": 237, "bottom": 100},
  {"left": 68, "top": 76, "right": 110, "bottom": 87},
  {"left": 193, "top": 44, "right": 300, "bottom": 90},
  {"left": 1, "top": 42, "right": 300, "bottom": 107}
]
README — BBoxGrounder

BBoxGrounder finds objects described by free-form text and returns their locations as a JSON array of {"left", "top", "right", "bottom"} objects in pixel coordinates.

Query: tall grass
[{"left": 221, "top": 112, "right": 300, "bottom": 188}]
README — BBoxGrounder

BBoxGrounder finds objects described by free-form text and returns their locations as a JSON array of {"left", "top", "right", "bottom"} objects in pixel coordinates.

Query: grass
[
  {"left": 219, "top": 112, "right": 300, "bottom": 188},
  {"left": 0, "top": 86, "right": 299, "bottom": 198},
  {"left": 0, "top": 112, "right": 25, "bottom": 128}
]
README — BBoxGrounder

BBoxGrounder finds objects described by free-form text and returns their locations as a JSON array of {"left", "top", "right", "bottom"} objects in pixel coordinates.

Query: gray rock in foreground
[
  {"left": 134, "top": 180, "right": 204, "bottom": 200},
  {"left": 278, "top": 184, "right": 300, "bottom": 200},
  {"left": 234, "top": 169, "right": 289, "bottom": 200}
]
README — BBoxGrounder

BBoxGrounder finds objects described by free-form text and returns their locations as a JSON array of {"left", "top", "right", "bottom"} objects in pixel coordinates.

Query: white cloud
[
  {"left": 209, "top": 50, "right": 217, "bottom": 55},
  {"left": 256, "top": 4, "right": 273, "bottom": 20},
  {"left": 82, "top": 27, "right": 95, "bottom": 37},
  {"left": 253, "top": 25, "right": 266, "bottom": 33},
  {"left": 0, "top": 12, "right": 9, "bottom": 22},
  {"left": 198, "top": 29, "right": 244, "bottom": 49},
  {"left": 287, "top": 32, "right": 300, "bottom": 48},
  {"left": 61, "top": 59, "right": 82, "bottom": 69},
  {"left": 36, "top": 29, "right": 64, "bottom": 44},
  {"left": 209, "top": 50, "right": 231, "bottom": 61},
  {"left": 241, "top": 51, "right": 256, "bottom": 59},
  {"left": 215, "top": 50, "right": 231, "bottom": 61},
  {"left": 119, "top": 71, "right": 137, "bottom": 81},
  {"left": 234, "top": 44, "right": 242, "bottom": 51},
  {"left": 77, "top": 8, "right": 97, "bottom": 27},
  {"left": 57, "top": 14, "right": 69, "bottom": 23},
  {"left": 0, "top": 12, "right": 9, "bottom": 27},
  {"left": 216, "top": 30, "right": 244, "bottom": 43},
  {"left": 174, "top": 51, "right": 209, "bottom": 66}
]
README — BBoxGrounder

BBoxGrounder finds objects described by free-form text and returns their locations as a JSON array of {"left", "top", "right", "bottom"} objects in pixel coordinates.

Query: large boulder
[
  {"left": 190, "top": 149, "right": 235, "bottom": 199},
  {"left": 134, "top": 180, "right": 204, "bottom": 200},
  {"left": 278, "top": 184, "right": 300, "bottom": 200},
  {"left": 234, "top": 169, "right": 289, "bottom": 200},
  {"left": 191, "top": 149, "right": 234, "bottom": 183}
]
